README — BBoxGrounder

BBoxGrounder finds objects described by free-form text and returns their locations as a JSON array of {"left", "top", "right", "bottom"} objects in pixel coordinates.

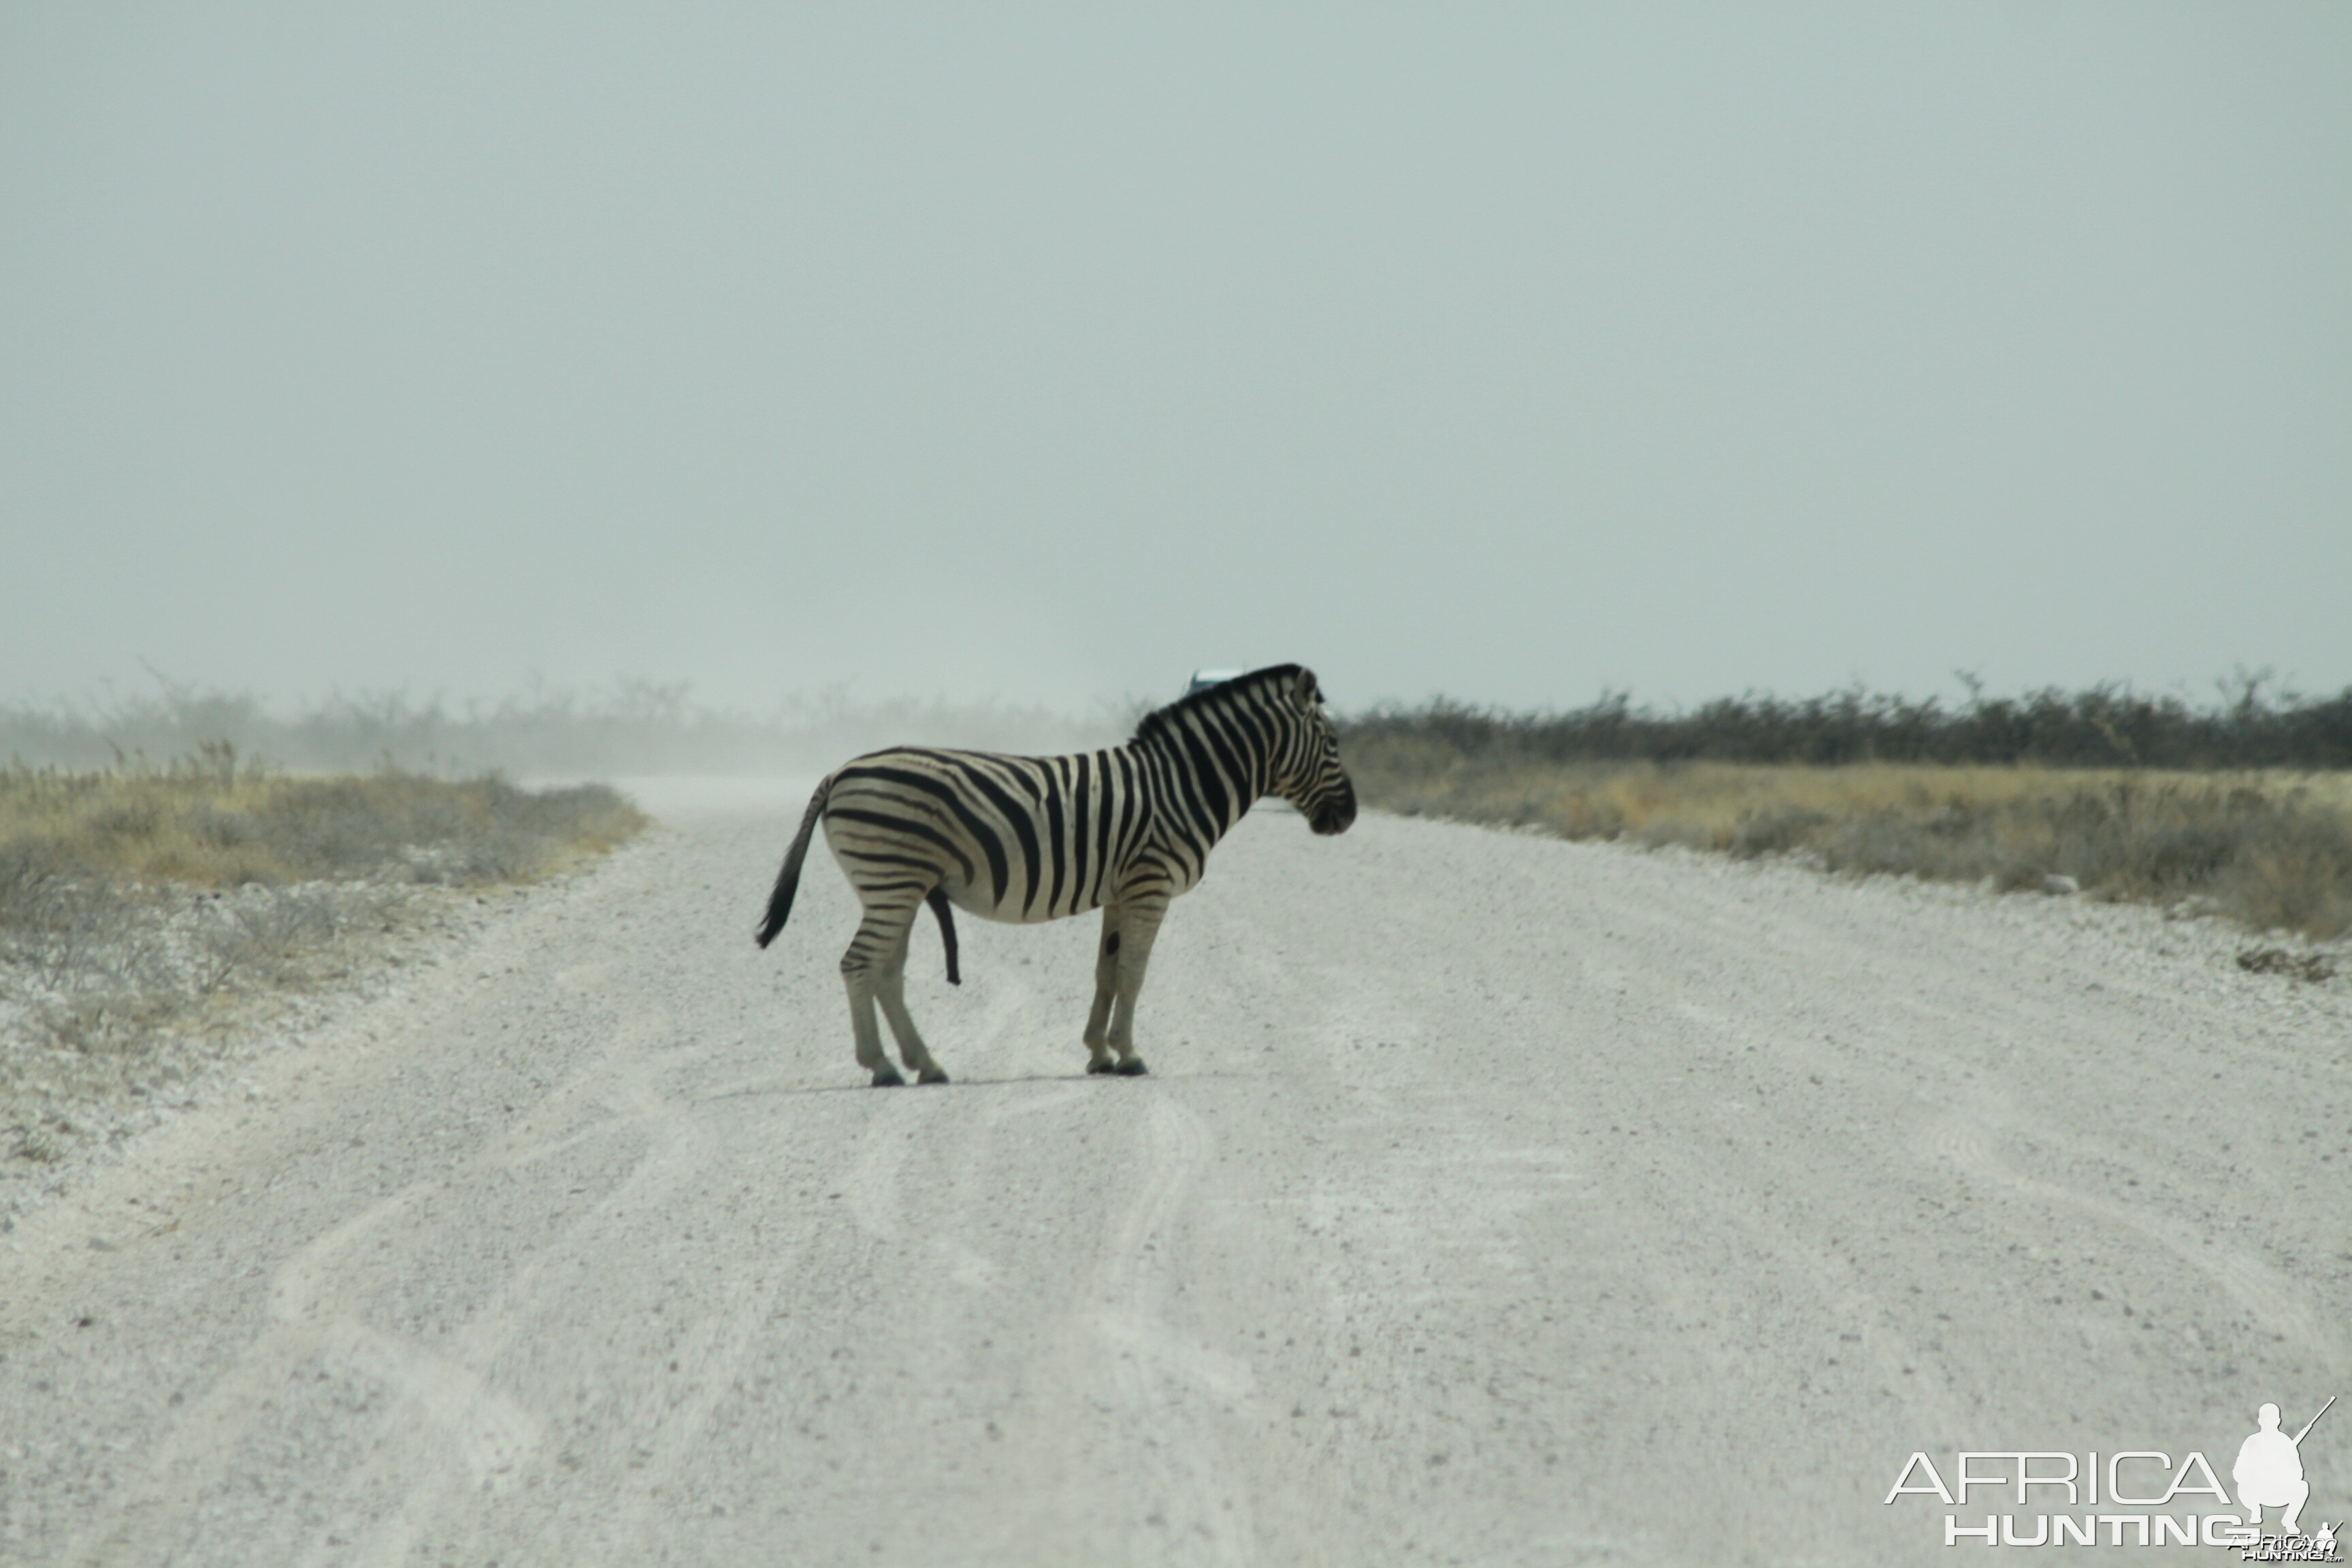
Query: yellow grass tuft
[
  {"left": 1, "top": 746, "right": 644, "bottom": 890},
  {"left": 3, "top": 749, "right": 649, "bottom": 1122},
  {"left": 1347, "top": 737, "right": 2352, "bottom": 942}
]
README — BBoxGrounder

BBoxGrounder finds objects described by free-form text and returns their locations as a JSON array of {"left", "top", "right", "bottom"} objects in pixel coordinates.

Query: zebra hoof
[
  {"left": 917, "top": 1066, "right": 950, "bottom": 1085},
  {"left": 1113, "top": 1058, "right": 1149, "bottom": 1077},
  {"left": 1085, "top": 1058, "right": 1118, "bottom": 1075},
  {"left": 871, "top": 1067, "right": 906, "bottom": 1087}
]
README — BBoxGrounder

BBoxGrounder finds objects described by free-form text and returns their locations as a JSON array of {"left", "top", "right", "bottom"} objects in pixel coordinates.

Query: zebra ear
[{"left": 1290, "top": 667, "right": 1322, "bottom": 710}]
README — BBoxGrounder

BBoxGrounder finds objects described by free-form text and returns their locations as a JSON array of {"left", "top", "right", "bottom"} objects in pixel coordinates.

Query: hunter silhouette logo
[
  {"left": 1884, "top": 1394, "right": 2340, "bottom": 1554},
  {"left": 2238, "top": 1398, "right": 2333, "bottom": 1537}
]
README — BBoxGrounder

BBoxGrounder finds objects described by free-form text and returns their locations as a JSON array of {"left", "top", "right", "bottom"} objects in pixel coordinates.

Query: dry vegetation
[
  {"left": 2, "top": 746, "right": 644, "bottom": 1173},
  {"left": 1345, "top": 737, "right": 2352, "bottom": 946},
  {"left": 1340, "top": 683, "right": 2352, "bottom": 949},
  {"left": 1, "top": 742, "right": 642, "bottom": 887},
  {"left": 1340, "top": 677, "right": 2352, "bottom": 770}
]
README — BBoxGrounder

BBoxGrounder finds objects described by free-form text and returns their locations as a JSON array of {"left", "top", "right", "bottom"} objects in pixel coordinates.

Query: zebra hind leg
[
  {"left": 840, "top": 904, "right": 921, "bottom": 1086},
  {"left": 876, "top": 924, "right": 949, "bottom": 1084}
]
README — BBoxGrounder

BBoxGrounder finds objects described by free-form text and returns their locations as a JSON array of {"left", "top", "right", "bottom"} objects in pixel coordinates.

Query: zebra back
[{"left": 770, "top": 664, "right": 1354, "bottom": 938}]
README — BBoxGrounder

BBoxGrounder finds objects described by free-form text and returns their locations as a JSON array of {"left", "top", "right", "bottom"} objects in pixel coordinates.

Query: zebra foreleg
[
  {"left": 840, "top": 904, "right": 922, "bottom": 1086},
  {"left": 1102, "top": 897, "right": 1167, "bottom": 1077},
  {"left": 1083, "top": 907, "right": 1122, "bottom": 1075},
  {"left": 876, "top": 925, "right": 950, "bottom": 1084}
]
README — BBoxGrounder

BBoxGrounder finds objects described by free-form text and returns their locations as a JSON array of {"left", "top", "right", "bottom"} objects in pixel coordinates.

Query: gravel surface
[
  {"left": 1, "top": 883, "right": 535, "bottom": 1226},
  {"left": 2, "top": 784, "right": 2347, "bottom": 1566}
]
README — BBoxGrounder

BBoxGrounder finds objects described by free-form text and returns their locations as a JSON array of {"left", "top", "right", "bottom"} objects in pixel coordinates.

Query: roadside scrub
[
  {"left": 1, "top": 746, "right": 644, "bottom": 1169},
  {"left": 1343, "top": 734, "right": 2352, "bottom": 947}
]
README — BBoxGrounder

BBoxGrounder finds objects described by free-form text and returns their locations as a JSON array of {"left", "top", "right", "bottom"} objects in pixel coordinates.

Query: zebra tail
[
  {"left": 926, "top": 885, "right": 962, "bottom": 985},
  {"left": 754, "top": 780, "right": 830, "bottom": 949}
]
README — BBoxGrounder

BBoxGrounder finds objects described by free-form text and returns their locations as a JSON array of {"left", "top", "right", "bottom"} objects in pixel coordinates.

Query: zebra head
[{"left": 1273, "top": 667, "right": 1356, "bottom": 836}]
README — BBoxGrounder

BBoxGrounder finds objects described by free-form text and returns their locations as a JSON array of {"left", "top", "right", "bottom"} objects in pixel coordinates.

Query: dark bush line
[{"left": 1340, "top": 683, "right": 2352, "bottom": 770}]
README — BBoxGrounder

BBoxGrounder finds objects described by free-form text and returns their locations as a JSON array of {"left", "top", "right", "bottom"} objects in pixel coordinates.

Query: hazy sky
[{"left": 3, "top": 5, "right": 2346, "bottom": 715}]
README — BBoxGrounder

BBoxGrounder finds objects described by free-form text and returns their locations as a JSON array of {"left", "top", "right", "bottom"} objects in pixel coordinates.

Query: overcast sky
[{"left": 3, "top": 5, "right": 2345, "bottom": 715}]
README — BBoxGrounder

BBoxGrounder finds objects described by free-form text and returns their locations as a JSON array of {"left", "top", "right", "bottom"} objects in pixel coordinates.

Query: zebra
[{"left": 753, "top": 664, "right": 1356, "bottom": 1085}]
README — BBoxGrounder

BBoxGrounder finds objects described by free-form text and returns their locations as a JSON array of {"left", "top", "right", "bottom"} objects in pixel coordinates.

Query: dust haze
[{"left": 3, "top": 6, "right": 2348, "bottom": 717}]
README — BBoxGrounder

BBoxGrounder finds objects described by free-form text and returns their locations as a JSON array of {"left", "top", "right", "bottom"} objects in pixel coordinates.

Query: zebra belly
[{"left": 941, "top": 877, "right": 1100, "bottom": 925}]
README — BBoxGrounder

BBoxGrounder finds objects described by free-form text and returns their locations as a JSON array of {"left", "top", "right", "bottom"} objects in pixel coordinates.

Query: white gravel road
[{"left": 3, "top": 783, "right": 2347, "bottom": 1567}]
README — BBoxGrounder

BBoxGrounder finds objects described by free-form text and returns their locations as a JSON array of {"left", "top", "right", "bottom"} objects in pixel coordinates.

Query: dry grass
[
  {"left": 0, "top": 742, "right": 643, "bottom": 889},
  {"left": 3, "top": 749, "right": 646, "bottom": 1173},
  {"left": 1347, "top": 734, "right": 2352, "bottom": 943}
]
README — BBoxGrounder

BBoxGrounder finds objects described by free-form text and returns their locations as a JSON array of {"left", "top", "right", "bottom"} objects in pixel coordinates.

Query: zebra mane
[{"left": 1132, "top": 664, "right": 1306, "bottom": 743}]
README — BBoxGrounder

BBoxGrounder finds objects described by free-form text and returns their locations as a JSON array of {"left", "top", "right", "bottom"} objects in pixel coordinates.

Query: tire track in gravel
[
  {"left": 78, "top": 995, "right": 687, "bottom": 1568},
  {"left": 1926, "top": 1113, "right": 2350, "bottom": 1378},
  {"left": 1085, "top": 1095, "right": 1254, "bottom": 1563},
  {"left": 4, "top": 793, "right": 2347, "bottom": 1567}
]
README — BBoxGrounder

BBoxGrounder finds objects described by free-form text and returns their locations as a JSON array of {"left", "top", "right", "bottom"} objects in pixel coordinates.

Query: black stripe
[
  {"left": 1218, "top": 693, "right": 1278, "bottom": 785},
  {"left": 839, "top": 763, "right": 1010, "bottom": 906},
  {"left": 1000, "top": 754, "right": 1045, "bottom": 803},
  {"left": 1043, "top": 755, "right": 1068, "bottom": 917},
  {"left": 1070, "top": 752, "right": 1092, "bottom": 913},
  {"left": 1167, "top": 717, "right": 1228, "bottom": 844},
  {"left": 1124, "top": 849, "right": 1173, "bottom": 896},
  {"left": 1152, "top": 743, "right": 1210, "bottom": 879},
  {"left": 1112, "top": 749, "right": 1143, "bottom": 878},
  {"left": 1192, "top": 703, "right": 1252, "bottom": 818},
  {"left": 838, "top": 849, "right": 948, "bottom": 874},
  {"left": 1096, "top": 749, "right": 1119, "bottom": 901},
  {"left": 826, "top": 808, "right": 977, "bottom": 887},
  {"left": 938, "top": 757, "right": 1043, "bottom": 915}
]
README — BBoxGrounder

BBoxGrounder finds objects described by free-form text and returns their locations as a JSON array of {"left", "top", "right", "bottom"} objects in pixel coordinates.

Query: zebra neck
[{"left": 1128, "top": 720, "right": 1275, "bottom": 840}]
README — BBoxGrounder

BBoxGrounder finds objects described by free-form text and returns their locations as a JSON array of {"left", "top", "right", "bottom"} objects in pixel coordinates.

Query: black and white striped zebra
[{"left": 753, "top": 664, "right": 1356, "bottom": 1085}]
